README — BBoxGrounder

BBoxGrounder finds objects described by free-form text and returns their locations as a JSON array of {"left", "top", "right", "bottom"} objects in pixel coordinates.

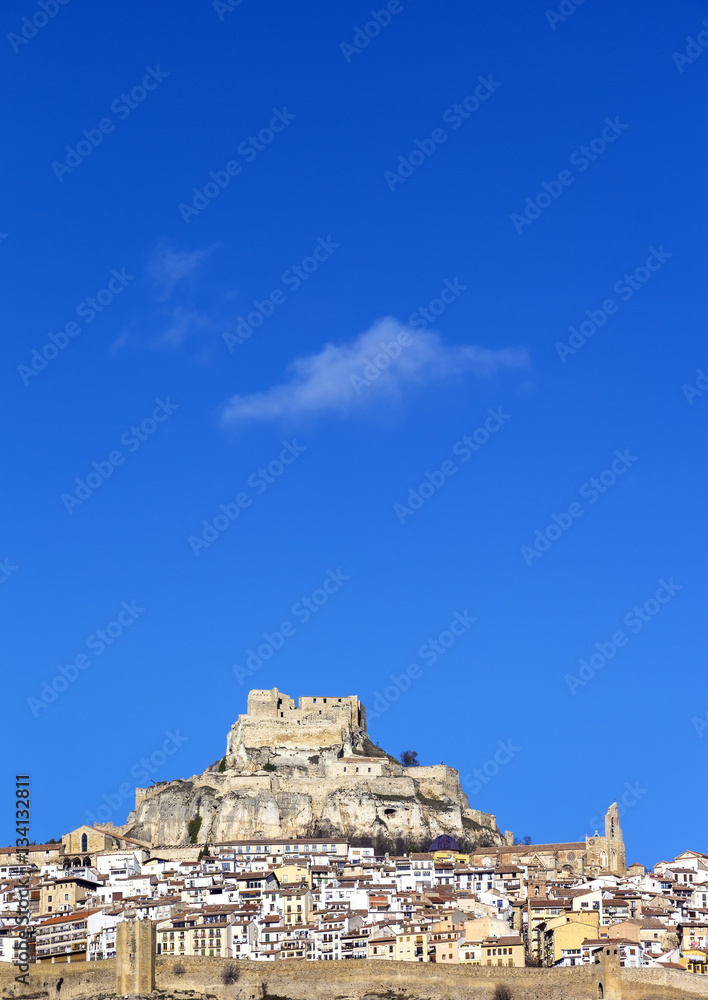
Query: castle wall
[
  {"left": 229, "top": 689, "right": 364, "bottom": 755},
  {"left": 246, "top": 689, "right": 361, "bottom": 728},
  {"left": 4, "top": 956, "right": 708, "bottom": 1000},
  {"left": 230, "top": 717, "right": 346, "bottom": 752},
  {"left": 412, "top": 765, "right": 463, "bottom": 800}
]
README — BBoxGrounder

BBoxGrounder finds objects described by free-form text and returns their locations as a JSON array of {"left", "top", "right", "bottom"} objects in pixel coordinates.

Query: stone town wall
[
  {"left": 4, "top": 957, "right": 708, "bottom": 1000},
  {"left": 621, "top": 967, "right": 708, "bottom": 1000}
]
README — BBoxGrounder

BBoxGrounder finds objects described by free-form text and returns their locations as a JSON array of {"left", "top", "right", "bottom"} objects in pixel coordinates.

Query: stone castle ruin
[
  {"left": 226, "top": 689, "right": 368, "bottom": 762},
  {"left": 122, "top": 688, "right": 506, "bottom": 849},
  {"left": 119, "top": 688, "right": 626, "bottom": 880}
]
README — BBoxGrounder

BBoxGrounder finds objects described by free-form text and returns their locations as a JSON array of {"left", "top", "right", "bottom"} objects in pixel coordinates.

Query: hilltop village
[{"left": 3, "top": 691, "right": 707, "bottom": 976}]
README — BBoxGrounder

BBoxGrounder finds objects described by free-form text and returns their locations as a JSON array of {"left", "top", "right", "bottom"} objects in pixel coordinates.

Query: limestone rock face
[{"left": 120, "top": 688, "right": 504, "bottom": 848}]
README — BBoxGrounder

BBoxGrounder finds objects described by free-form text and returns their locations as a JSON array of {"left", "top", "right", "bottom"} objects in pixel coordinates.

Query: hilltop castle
[
  {"left": 121, "top": 688, "right": 506, "bottom": 849},
  {"left": 226, "top": 689, "right": 367, "bottom": 763},
  {"left": 118, "top": 689, "right": 626, "bottom": 881}
]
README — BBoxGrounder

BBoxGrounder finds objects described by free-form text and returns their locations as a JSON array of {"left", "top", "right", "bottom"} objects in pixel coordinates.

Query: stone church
[{"left": 471, "top": 803, "right": 626, "bottom": 878}]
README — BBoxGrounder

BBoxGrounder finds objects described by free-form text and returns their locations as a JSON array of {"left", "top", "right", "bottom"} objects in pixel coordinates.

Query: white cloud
[
  {"left": 143, "top": 241, "right": 219, "bottom": 348},
  {"left": 221, "top": 318, "right": 529, "bottom": 424},
  {"left": 147, "top": 242, "right": 212, "bottom": 301},
  {"left": 153, "top": 305, "right": 213, "bottom": 349}
]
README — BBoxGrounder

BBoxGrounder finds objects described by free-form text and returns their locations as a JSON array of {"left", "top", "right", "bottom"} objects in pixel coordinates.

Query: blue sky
[{"left": 2, "top": 0, "right": 707, "bottom": 865}]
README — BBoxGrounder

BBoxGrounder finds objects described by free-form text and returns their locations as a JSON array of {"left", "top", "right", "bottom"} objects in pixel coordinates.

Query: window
[{"left": 81, "top": 833, "right": 88, "bottom": 853}]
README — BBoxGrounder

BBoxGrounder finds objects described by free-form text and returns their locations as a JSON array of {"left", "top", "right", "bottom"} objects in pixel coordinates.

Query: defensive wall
[
  {"left": 223, "top": 689, "right": 366, "bottom": 757},
  {"left": 246, "top": 689, "right": 364, "bottom": 730},
  {"left": 4, "top": 956, "right": 708, "bottom": 1000}
]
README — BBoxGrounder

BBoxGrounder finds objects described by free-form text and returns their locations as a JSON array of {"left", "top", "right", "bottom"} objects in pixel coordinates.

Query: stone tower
[
  {"left": 586, "top": 803, "right": 626, "bottom": 876},
  {"left": 592, "top": 943, "right": 623, "bottom": 999},
  {"left": 604, "top": 802, "right": 626, "bottom": 875},
  {"left": 116, "top": 918, "right": 155, "bottom": 995}
]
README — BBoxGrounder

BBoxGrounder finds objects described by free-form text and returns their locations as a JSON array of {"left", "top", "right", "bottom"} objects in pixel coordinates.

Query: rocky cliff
[{"left": 120, "top": 688, "right": 506, "bottom": 849}]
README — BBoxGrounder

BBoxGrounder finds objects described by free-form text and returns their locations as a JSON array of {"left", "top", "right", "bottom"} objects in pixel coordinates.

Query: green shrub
[{"left": 187, "top": 814, "right": 202, "bottom": 843}]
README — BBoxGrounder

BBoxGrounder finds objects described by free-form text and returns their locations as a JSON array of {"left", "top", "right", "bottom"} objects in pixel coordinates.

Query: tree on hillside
[{"left": 400, "top": 750, "right": 419, "bottom": 766}]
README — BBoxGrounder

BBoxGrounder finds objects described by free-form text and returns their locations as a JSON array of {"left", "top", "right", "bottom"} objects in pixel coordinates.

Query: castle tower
[
  {"left": 592, "top": 944, "right": 623, "bottom": 999},
  {"left": 116, "top": 919, "right": 155, "bottom": 995}
]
